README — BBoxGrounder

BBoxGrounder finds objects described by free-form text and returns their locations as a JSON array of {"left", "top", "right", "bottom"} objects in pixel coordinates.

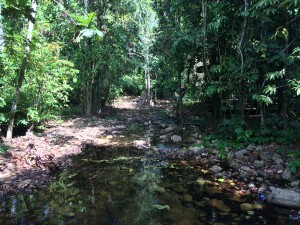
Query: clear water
[{"left": 0, "top": 146, "right": 299, "bottom": 225}]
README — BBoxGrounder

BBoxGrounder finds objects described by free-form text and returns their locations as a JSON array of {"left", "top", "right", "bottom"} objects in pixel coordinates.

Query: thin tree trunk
[
  {"left": 201, "top": 0, "right": 210, "bottom": 81},
  {"left": 145, "top": 54, "right": 151, "bottom": 106},
  {"left": 282, "top": 68, "right": 288, "bottom": 130},
  {"left": 237, "top": 0, "right": 248, "bottom": 118},
  {"left": 0, "top": 3, "right": 4, "bottom": 48},
  {"left": 6, "top": 0, "right": 37, "bottom": 140},
  {"left": 86, "top": 80, "right": 93, "bottom": 116},
  {"left": 282, "top": 13, "right": 290, "bottom": 130}
]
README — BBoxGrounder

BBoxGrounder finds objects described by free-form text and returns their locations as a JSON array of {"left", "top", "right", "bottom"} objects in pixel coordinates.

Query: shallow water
[{"left": 0, "top": 146, "right": 299, "bottom": 225}]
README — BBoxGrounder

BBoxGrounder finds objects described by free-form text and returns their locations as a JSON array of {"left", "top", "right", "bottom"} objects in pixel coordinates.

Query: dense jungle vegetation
[{"left": 0, "top": 0, "right": 300, "bottom": 155}]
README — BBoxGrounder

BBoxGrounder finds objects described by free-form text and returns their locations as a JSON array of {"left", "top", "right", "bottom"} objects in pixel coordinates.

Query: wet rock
[
  {"left": 183, "top": 194, "right": 193, "bottom": 202},
  {"left": 240, "top": 203, "right": 262, "bottom": 212},
  {"left": 149, "top": 183, "right": 166, "bottom": 194},
  {"left": 208, "top": 199, "right": 231, "bottom": 213},
  {"left": 174, "top": 185, "right": 188, "bottom": 193},
  {"left": 267, "top": 188, "right": 300, "bottom": 208},
  {"left": 171, "top": 135, "right": 182, "bottom": 143},
  {"left": 281, "top": 167, "right": 292, "bottom": 181},
  {"left": 196, "top": 178, "right": 206, "bottom": 186},
  {"left": 210, "top": 165, "right": 222, "bottom": 174}
]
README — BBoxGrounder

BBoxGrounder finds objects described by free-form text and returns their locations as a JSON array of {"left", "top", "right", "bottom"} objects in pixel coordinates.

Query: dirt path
[{"left": 0, "top": 97, "right": 173, "bottom": 198}]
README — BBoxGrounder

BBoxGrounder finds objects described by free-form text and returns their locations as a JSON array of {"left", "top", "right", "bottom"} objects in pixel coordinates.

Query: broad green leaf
[{"left": 76, "top": 29, "right": 104, "bottom": 42}]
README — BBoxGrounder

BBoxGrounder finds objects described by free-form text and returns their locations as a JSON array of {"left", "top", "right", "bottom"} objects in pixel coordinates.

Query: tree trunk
[
  {"left": 259, "top": 102, "right": 266, "bottom": 135},
  {"left": 201, "top": 0, "right": 210, "bottom": 81},
  {"left": 85, "top": 80, "right": 93, "bottom": 116},
  {"left": 282, "top": 68, "right": 288, "bottom": 130},
  {"left": 144, "top": 54, "right": 151, "bottom": 106},
  {"left": 0, "top": 3, "right": 4, "bottom": 48},
  {"left": 237, "top": 0, "right": 249, "bottom": 118},
  {"left": 6, "top": 0, "right": 37, "bottom": 141}
]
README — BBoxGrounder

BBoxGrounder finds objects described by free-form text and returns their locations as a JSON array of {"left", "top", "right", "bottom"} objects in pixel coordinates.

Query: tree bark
[
  {"left": 201, "top": 0, "right": 210, "bottom": 81},
  {"left": 0, "top": 2, "right": 4, "bottom": 48},
  {"left": 6, "top": 0, "right": 37, "bottom": 140},
  {"left": 237, "top": 0, "right": 249, "bottom": 118},
  {"left": 144, "top": 54, "right": 151, "bottom": 106}
]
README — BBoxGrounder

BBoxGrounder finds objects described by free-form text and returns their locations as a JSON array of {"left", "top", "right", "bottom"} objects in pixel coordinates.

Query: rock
[
  {"left": 291, "top": 180, "right": 300, "bottom": 187},
  {"left": 174, "top": 185, "right": 188, "bottom": 193},
  {"left": 281, "top": 167, "right": 292, "bottom": 181},
  {"left": 272, "top": 153, "right": 282, "bottom": 162},
  {"left": 160, "top": 135, "right": 168, "bottom": 141},
  {"left": 240, "top": 203, "right": 263, "bottom": 212},
  {"left": 171, "top": 135, "right": 182, "bottom": 143},
  {"left": 183, "top": 194, "right": 193, "bottom": 202},
  {"left": 189, "top": 146, "right": 204, "bottom": 154},
  {"left": 239, "top": 171, "right": 250, "bottom": 179},
  {"left": 240, "top": 203, "right": 253, "bottom": 212},
  {"left": 208, "top": 199, "right": 231, "bottom": 213},
  {"left": 256, "top": 177, "right": 264, "bottom": 182},
  {"left": 235, "top": 150, "right": 246, "bottom": 160},
  {"left": 133, "top": 140, "right": 148, "bottom": 148},
  {"left": 149, "top": 183, "right": 166, "bottom": 194},
  {"left": 275, "top": 158, "right": 284, "bottom": 165},
  {"left": 259, "top": 151, "right": 273, "bottom": 160},
  {"left": 246, "top": 144, "right": 256, "bottom": 151},
  {"left": 267, "top": 188, "right": 300, "bottom": 208},
  {"left": 210, "top": 165, "right": 222, "bottom": 174},
  {"left": 196, "top": 178, "right": 206, "bottom": 186},
  {"left": 253, "top": 160, "right": 264, "bottom": 169},
  {"left": 256, "top": 146, "right": 263, "bottom": 151},
  {"left": 161, "top": 126, "right": 175, "bottom": 134},
  {"left": 241, "top": 166, "right": 251, "bottom": 172}
]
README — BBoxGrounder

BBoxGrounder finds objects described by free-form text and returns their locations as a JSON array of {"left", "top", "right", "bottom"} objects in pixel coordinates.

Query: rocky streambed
[{"left": 0, "top": 97, "right": 299, "bottom": 224}]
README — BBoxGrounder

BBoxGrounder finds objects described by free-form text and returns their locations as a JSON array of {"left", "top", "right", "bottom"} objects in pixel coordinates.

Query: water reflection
[{"left": 0, "top": 146, "right": 299, "bottom": 225}]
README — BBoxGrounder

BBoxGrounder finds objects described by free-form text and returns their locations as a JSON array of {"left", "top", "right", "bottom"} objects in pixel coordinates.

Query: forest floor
[{"left": 0, "top": 96, "right": 299, "bottom": 202}]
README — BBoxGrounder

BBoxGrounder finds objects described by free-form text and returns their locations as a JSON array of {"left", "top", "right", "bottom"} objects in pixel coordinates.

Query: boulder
[{"left": 267, "top": 188, "right": 300, "bottom": 208}]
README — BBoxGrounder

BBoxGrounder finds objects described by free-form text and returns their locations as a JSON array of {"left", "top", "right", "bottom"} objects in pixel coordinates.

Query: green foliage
[
  {"left": 0, "top": 144, "right": 10, "bottom": 154},
  {"left": 219, "top": 117, "right": 252, "bottom": 143},
  {"left": 75, "top": 29, "right": 104, "bottom": 43}
]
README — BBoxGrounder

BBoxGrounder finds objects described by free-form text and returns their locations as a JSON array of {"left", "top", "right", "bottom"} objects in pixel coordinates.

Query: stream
[{"left": 0, "top": 146, "right": 299, "bottom": 225}]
